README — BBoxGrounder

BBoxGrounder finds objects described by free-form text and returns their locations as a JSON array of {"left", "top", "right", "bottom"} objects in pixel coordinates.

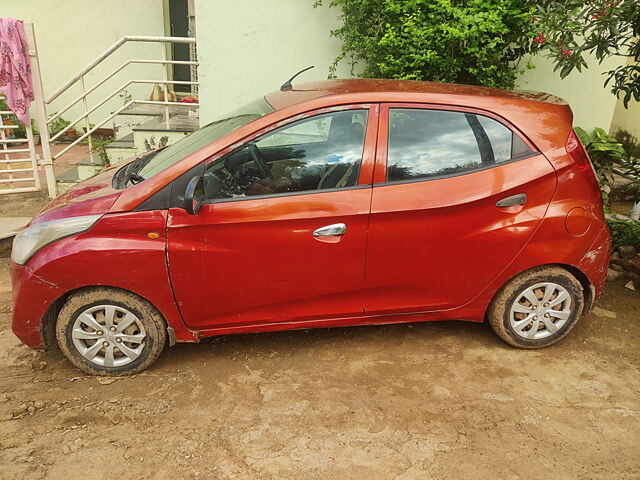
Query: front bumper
[{"left": 10, "top": 261, "right": 66, "bottom": 349}]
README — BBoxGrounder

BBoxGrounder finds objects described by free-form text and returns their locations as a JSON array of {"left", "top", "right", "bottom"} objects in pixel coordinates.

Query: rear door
[
  {"left": 364, "top": 104, "right": 557, "bottom": 315},
  {"left": 167, "top": 105, "right": 378, "bottom": 330}
]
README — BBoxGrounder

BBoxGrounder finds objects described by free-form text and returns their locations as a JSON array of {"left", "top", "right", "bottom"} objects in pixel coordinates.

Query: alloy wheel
[
  {"left": 71, "top": 305, "right": 147, "bottom": 367},
  {"left": 509, "top": 282, "right": 572, "bottom": 340}
]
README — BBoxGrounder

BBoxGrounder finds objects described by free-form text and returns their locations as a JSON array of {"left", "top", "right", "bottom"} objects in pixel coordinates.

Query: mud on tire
[
  {"left": 488, "top": 266, "right": 585, "bottom": 349},
  {"left": 56, "top": 287, "right": 167, "bottom": 375}
]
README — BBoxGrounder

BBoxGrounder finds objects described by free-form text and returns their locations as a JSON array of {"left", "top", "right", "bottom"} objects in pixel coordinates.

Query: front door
[
  {"left": 167, "top": 106, "right": 377, "bottom": 330},
  {"left": 364, "top": 104, "right": 557, "bottom": 315}
]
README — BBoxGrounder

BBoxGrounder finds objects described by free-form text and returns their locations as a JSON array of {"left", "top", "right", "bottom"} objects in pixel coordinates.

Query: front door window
[{"left": 202, "top": 109, "right": 368, "bottom": 201}]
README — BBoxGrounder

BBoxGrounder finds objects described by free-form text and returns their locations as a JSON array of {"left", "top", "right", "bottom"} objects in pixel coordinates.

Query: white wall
[
  {"left": 195, "top": 0, "right": 351, "bottom": 125},
  {"left": 196, "top": 0, "right": 632, "bottom": 133},
  {"left": 1, "top": 0, "right": 166, "bottom": 130},
  {"left": 4, "top": 0, "right": 634, "bottom": 139},
  {"left": 517, "top": 52, "right": 628, "bottom": 132},
  {"left": 610, "top": 57, "right": 640, "bottom": 143},
  {"left": 611, "top": 96, "right": 640, "bottom": 142}
]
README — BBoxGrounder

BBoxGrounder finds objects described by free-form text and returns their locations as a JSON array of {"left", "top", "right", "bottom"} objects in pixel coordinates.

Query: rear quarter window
[{"left": 387, "top": 109, "right": 535, "bottom": 182}]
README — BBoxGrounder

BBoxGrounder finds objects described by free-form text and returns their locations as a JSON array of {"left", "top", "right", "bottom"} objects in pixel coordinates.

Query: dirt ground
[
  {"left": 0, "top": 255, "right": 638, "bottom": 480},
  {"left": 0, "top": 187, "right": 639, "bottom": 479}
]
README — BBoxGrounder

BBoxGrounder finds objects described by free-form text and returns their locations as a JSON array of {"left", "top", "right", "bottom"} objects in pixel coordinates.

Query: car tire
[
  {"left": 488, "top": 266, "right": 585, "bottom": 349},
  {"left": 56, "top": 287, "right": 167, "bottom": 375}
]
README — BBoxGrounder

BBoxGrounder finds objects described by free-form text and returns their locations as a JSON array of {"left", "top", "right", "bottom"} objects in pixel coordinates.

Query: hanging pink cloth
[{"left": 0, "top": 18, "right": 34, "bottom": 125}]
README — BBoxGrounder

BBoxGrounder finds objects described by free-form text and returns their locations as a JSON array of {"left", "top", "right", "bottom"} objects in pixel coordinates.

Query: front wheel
[
  {"left": 488, "top": 266, "right": 585, "bottom": 349},
  {"left": 56, "top": 288, "right": 167, "bottom": 375}
]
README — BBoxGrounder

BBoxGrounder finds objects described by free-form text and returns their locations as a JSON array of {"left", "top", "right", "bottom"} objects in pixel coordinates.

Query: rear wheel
[
  {"left": 488, "top": 266, "right": 585, "bottom": 348},
  {"left": 56, "top": 288, "right": 166, "bottom": 375}
]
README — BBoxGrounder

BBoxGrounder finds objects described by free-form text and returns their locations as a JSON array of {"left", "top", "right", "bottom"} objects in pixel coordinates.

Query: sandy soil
[{"left": 0, "top": 255, "right": 638, "bottom": 479}]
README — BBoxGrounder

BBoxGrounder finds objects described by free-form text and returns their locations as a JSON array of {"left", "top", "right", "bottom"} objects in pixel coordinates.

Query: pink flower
[
  {"left": 562, "top": 49, "right": 572, "bottom": 56},
  {"left": 593, "top": 9, "right": 608, "bottom": 19}
]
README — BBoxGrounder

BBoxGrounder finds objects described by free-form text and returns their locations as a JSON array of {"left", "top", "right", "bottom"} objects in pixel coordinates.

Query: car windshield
[{"left": 136, "top": 96, "right": 274, "bottom": 180}]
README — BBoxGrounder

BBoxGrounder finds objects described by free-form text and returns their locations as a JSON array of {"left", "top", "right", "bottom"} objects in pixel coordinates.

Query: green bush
[
  {"left": 574, "top": 126, "right": 640, "bottom": 213},
  {"left": 317, "top": 0, "right": 536, "bottom": 88},
  {"left": 608, "top": 217, "right": 640, "bottom": 250},
  {"left": 47, "top": 114, "right": 71, "bottom": 136}
]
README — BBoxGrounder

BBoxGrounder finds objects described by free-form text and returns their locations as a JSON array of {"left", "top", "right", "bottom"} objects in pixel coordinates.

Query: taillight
[{"left": 566, "top": 130, "right": 601, "bottom": 194}]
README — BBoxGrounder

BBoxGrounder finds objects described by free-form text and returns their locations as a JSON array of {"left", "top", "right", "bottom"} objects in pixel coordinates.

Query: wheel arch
[
  {"left": 485, "top": 262, "right": 594, "bottom": 322},
  {"left": 556, "top": 263, "right": 595, "bottom": 313},
  {"left": 40, "top": 284, "right": 184, "bottom": 350}
]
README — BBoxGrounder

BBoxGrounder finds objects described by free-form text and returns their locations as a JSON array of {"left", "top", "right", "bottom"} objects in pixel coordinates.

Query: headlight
[{"left": 11, "top": 215, "right": 102, "bottom": 265}]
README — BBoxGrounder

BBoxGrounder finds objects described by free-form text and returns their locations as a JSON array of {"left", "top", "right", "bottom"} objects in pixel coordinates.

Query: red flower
[
  {"left": 562, "top": 49, "right": 572, "bottom": 56},
  {"left": 534, "top": 34, "right": 546, "bottom": 44},
  {"left": 593, "top": 9, "right": 608, "bottom": 19}
]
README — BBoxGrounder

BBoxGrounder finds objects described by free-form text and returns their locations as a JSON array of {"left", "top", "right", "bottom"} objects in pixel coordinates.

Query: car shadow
[{"left": 155, "top": 319, "right": 506, "bottom": 370}]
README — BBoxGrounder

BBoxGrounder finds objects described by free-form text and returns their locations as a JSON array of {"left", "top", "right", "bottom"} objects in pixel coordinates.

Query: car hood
[{"left": 33, "top": 164, "right": 123, "bottom": 226}]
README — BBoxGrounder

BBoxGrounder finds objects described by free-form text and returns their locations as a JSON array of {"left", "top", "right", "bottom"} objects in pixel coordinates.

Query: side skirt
[{"left": 193, "top": 308, "right": 485, "bottom": 340}]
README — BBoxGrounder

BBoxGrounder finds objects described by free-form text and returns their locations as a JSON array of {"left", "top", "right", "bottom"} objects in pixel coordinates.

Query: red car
[{"left": 10, "top": 79, "right": 610, "bottom": 375}]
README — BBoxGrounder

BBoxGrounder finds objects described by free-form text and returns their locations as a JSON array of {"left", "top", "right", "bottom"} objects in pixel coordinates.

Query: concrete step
[
  {"left": 77, "top": 157, "right": 104, "bottom": 179},
  {"left": 132, "top": 114, "right": 198, "bottom": 153},
  {"left": 117, "top": 103, "right": 197, "bottom": 118},
  {"left": 56, "top": 158, "right": 103, "bottom": 192},
  {"left": 56, "top": 165, "right": 82, "bottom": 193},
  {"left": 106, "top": 132, "right": 135, "bottom": 148},
  {"left": 0, "top": 216, "right": 31, "bottom": 257},
  {"left": 104, "top": 133, "right": 138, "bottom": 165},
  {"left": 0, "top": 217, "right": 31, "bottom": 240}
]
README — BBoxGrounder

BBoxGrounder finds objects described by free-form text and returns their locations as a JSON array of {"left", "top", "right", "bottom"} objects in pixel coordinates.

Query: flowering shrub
[
  {"left": 532, "top": 1, "right": 639, "bottom": 107},
  {"left": 316, "top": 0, "right": 537, "bottom": 89}
]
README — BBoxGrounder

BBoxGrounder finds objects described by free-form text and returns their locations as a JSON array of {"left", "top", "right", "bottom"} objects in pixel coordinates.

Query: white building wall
[
  {"left": 517, "top": 52, "right": 629, "bottom": 133},
  {"left": 1, "top": 0, "right": 166, "bottom": 128},
  {"left": 610, "top": 57, "right": 640, "bottom": 143},
  {"left": 3, "top": 0, "right": 636, "bottom": 138},
  {"left": 194, "top": 0, "right": 351, "bottom": 124},
  {"left": 195, "top": 0, "right": 635, "bottom": 134}
]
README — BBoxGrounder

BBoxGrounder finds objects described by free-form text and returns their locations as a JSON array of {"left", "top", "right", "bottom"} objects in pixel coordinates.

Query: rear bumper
[
  {"left": 577, "top": 226, "right": 611, "bottom": 300},
  {"left": 10, "top": 261, "right": 65, "bottom": 349}
]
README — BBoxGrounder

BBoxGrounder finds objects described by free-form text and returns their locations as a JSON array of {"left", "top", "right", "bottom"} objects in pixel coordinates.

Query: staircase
[
  {"left": 36, "top": 36, "right": 199, "bottom": 193},
  {"left": 56, "top": 102, "right": 199, "bottom": 191}
]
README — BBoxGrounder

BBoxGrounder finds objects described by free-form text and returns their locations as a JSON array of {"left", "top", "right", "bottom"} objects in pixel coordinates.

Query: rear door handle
[
  {"left": 313, "top": 223, "right": 347, "bottom": 237},
  {"left": 496, "top": 193, "right": 527, "bottom": 208}
]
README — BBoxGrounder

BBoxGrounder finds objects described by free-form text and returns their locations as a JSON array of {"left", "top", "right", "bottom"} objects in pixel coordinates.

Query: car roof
[{"left": 264, "top": 78, "right": 568, "bottom": 111}]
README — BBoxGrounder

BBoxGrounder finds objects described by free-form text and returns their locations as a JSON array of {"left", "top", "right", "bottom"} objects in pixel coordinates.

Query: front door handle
[
  {"left": 496, "top": 193, "right": 527, "bottom": 208},
  {"left": 313, "top": 223, "right": 347, "bottom": 237}
]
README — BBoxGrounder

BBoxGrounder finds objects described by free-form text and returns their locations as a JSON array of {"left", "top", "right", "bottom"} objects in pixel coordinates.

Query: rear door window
[{"left": 386, "top": 108, "right": 534, "bottom": 182}]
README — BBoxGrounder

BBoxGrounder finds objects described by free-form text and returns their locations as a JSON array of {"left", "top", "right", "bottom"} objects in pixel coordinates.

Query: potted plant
[
  {"left": 48, "top": 114, "right": 72, "bottom": 142},
  {"left": 91, "top": 138, "right": 113, "bottom": 168},
  {"left": 65, "top": 127, "right": 78, "bottom": 140}
]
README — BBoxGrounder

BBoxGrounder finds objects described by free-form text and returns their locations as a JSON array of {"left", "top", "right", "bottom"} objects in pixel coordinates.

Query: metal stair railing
[{"left": 41, "top": 35, "right": 199, "bottom": 172}]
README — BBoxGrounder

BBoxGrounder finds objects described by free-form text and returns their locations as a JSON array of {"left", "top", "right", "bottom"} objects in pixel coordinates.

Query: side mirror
[{"left": 184, "top": 175, "right": 204, "bottom": 215}]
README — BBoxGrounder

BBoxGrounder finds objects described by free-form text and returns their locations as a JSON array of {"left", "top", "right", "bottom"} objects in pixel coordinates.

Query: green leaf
[{"left": 574, "top": 126, "right": 591, "bottom": 146}]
